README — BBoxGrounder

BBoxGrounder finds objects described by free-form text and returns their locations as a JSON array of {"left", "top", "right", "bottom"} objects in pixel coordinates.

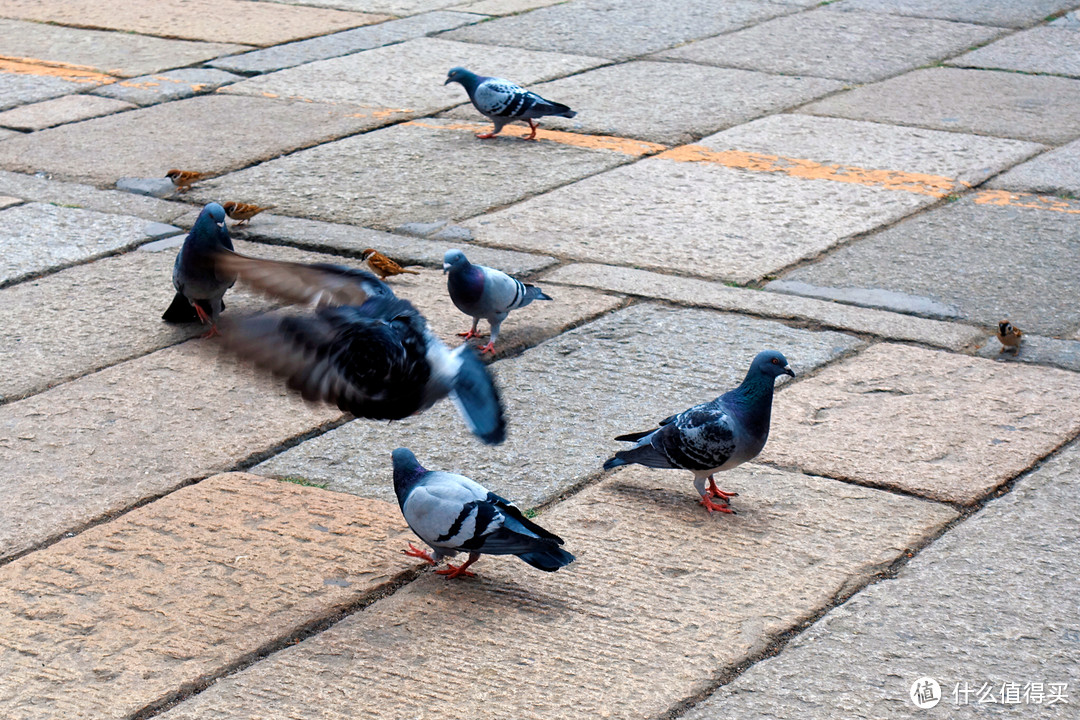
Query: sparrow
[
  {"left": 360, "top": 248, "right": 421, "bottom": 280},
  {"left": 997, "top": 321, "right": 1022, "bottom": 353},
  {"left": 165, "top": 169, "right": 204, "bottom": 193},
  {"left": 222, "top": 201, "right": 275, "bottom": 226}
]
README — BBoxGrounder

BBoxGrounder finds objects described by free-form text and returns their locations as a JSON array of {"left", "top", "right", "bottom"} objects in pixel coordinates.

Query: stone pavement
[{"left": 0, "top": 1, "right": 1078, "bottom": 718}]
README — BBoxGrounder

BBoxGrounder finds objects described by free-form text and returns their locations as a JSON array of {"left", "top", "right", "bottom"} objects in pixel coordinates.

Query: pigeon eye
[{"left": 771, "top": 358, "right": 779, "bottom": 364}]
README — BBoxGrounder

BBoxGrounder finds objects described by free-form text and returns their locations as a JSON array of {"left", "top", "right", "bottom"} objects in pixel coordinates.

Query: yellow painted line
[
  {"left": 0, "top": 55, "right": 116, "bottom": 85},
  {"left": 404, "top": 120, "right": 667, "bottom": 157},
  {"left": 657, "top": 145, "right": 958, "bottom": 197},
  {"left": 972, "top": 189, "right": 1080, "bottom": 215}
]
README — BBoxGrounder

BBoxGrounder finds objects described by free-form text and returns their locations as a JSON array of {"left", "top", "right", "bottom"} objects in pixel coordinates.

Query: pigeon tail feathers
[
  {"left": 604, "top": 443, "right": 671, "bottom": 470},
  {"left": 518, "top": 546, "right": 575, "bottom": 572},
  {"left": 524, "top": 284, "right": 552, "bottom": 304},
  {"left": 162, "top": 291, "right": 198, "bottom": 323}
]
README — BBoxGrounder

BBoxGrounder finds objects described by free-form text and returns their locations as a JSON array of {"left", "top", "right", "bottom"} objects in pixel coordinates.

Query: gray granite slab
[
  {"left": 989, "top": 139, "right": 1080, "bottom": 196},
  {"left": 656, "top": 7, "right": 1003, "bottom": 83},
  {"left": 800, "top": 67, "right": 1080, "bottom": 145},
  {"left": 92, "top": 69, "right": 242, "bottom": 106},
  {"left": 948, "top": 26, "right": 1080, "bottom": 78},
  {"left": 1052, "top": 10, "right": 1080, "bottom": 28},
  {"left": 773, "top": 194, "right": 1080, "bottom": 336},
  {"left": 0, "top": 71, "right": 95, "bottom": 112},
  {"left": 0, "top": 202, "right": 175, "bottom": 287},
  {"left": 452, "top": 0, "right": 565, "bottom": 14},
  {"left": 0, "top": 170, "right": 189, "bottom": 224},
  {"left": 685, "top": 440, "right": 1080, "bottom": 719},
  {"left": 835, "top": 0, "right": 1079, "bottom": 28},
  {"left": 441, "top": 0, "right": 792, "bottom": 60},
  {"left": 0, "top": 94, "right": 132, "bottom": 131},
  {"left": 255, "top": 303, "right": 864, "bottom": 506},
  {"left": 209, "top": 11, "right": 486, "bottom": 74},
  {"left": 975, "top": 333, "right": 1080, "bottom": 373}
]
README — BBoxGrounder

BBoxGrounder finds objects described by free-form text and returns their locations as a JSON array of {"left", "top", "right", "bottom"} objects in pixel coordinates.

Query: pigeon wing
[
  {"left": 217, "top": 251, "right": 390, "bottom": 309},
  {"left": 656, "top": 403, "right": 738, "bottom": 471}
]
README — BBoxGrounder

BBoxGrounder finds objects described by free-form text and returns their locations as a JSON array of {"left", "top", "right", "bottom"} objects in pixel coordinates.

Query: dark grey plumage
[
  {"left": 393, "top": 448, "right": 574, "bottom": 577},
  {"left": 162, "top": 202, "right": 235, "bottom": 330},
  {"left": 445, "top": 66, "right": 576, "bottom": 139}
]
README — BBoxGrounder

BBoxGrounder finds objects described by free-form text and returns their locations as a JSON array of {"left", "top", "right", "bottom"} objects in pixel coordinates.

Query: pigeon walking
[
  {"left": 443, "top": 248, "right": 551, "bottom": 355},
  {"left": 214, "top": 251, "right": 506, "bottom": 445},
  {"left": 444, "top": 67, "right": 576, "bottom": 140},
  {"left": 393, "top": 448, "right": 574, "bottom": 578},
  {"left": 603, "top": 351, "right": 795, "bottom": 514},
  {"left": 161, "top": 202, "right": 236, "bottom": 337}
]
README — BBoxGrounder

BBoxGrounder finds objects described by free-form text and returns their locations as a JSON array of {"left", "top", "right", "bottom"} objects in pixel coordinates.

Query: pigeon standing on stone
[
  {"left": 444, "top": 67, "right": 577, "bottom": 140},
  {"left": 214, "top": 251, "right": 507, "bottom": 445},
  {"left": 392, "top": 448, "right": 574, "bottom": 578},
  {"left": 443, "top": 248, "right": 551, "bottom": 355},
  {"left": 161, "top": 202, "right": 236, "bottom": 336},
  {"left": 603, "top": 350, "right": 795, "bottom": 514}
]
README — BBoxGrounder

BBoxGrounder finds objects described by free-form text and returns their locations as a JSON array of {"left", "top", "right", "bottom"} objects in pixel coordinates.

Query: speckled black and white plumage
[
  {"left": 162, "top": 202, "right": 235, "bottom": 326},
  {"left": 445, "top": 66, "right": 576, "bottom": 137}
]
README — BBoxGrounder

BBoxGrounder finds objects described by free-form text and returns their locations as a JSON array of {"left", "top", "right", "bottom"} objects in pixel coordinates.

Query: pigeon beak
[
  {"left": 444, "top": 78, "right": 452, "bottom": 85},
  {"left": 442, "top": 263, "right": 450, "bottom": 274},
  {"left": 783, "top": 366, "right": 795, "bottom": 378}
]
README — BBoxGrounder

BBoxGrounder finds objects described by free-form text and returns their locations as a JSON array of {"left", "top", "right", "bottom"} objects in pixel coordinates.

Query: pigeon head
[
  {"left": 189, "top": 203, "right": 229, "bottom": 247},
  {"left": 392, "top": 448, "right": 427, "bottom": 499},
  {"left": 445, "top": 67, "right": 479, "bottom": 90},
  {"left": 751, "top": 350, "right": 795, "bottom": 380},
  {"left": 198, "top": 202, "right": 227, "bottom": 227},
  {"left": 443, "top": 248, "right": 470, "bottom": 275}
]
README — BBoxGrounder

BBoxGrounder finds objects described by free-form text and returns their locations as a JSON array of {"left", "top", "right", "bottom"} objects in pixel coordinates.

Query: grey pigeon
[
  {"left": 445, "top": 66, "right": 576, "bottom": 140},
  {"left": 393, "top": 448, "right": 574, "bottom": 578},
  {"left": 214, "top": 251, "right": 506, "bottom": 445},
  {"left": 162, "top": 202, "right": 235, "bottom": 336},
  {"left": 443, "top": 248, "right": 551, "bottom": 355},
  {"left": 603, "top": 350, "right": 795, "bottom": 514}
]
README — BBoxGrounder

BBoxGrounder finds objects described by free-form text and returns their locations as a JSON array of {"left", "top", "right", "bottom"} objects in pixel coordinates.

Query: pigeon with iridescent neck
[
  {"left": 444, "top": 66, "right": 576, "bottom": 140},
  {"left": 161, "top": 202, "right": 235, "bottom": 337}
]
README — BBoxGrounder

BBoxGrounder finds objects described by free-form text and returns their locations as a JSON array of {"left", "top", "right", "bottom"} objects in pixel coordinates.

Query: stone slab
[
  {"left": 0, "top": 195, "right": 19, "bottom": 209},
  {"left": 0, "top": 94, "right": 382, "bottom": 186},
  {"left": 0, "top": 341, "right": 340, "bottom": 562},
  {"left": 442, "top": 0, "right": 790, "bottom": 60},
  {"left": 948, "top": 26, "right": 1080, "bottom": 78},
  {"left": 446, "top": 61, "right": 843, "bottom": 145},
  {"left": 221, "top": 37, "right": 604, "bottom": 116},
  {"left": 92, "top": 69, "right": 241, "bottom": 106},
  {"left": 685, "top": 441, "right": 1080, "bottom": 719},
  {"left": 0, "top": 0, "right": 391, "bottom": 46},
  {"left": 0, "top": 128, "right": 15, "bottom": 142},
  {"left": 256, "top": 304, "right": 862, "bottom": 506},
  {"left": 0, "top": 202, "right": 173, "bottom": 287},
  {"left": 0, "top": 70, "right": 93, "bottom": 112},
  {"left": 1052, "top": 10, "right": 1080, "bottom": 28},
  {"left": 452, "top": 0, "right": 564, "bottom": 15},
  {"left": 116, "top": 176, "right": 178, "bottom": 198},
  {"left": 835, "top": 0, "right": 1078, "bottom": 28},
  {"left": 760, "top": 343, "right": 1080, "bottom": 505},
  {"left": 158, "top": 465, "right": 956, "bottom": 720},
  {"left": 190, "top": 118, "right": 644, "bottom": 229},
  {"left": 0, "top": 18, "right": 249, "bottom": 78},
  {"left": 544, "top": 264, "right": 985, "bottom": 351},
  {"left": 989, "top": 138, "right": 1080, "bottom": 195},
  {"left": 0, "top": 473, "right": 417, "bottom": 720},
  {"left": 656, "top": 7, "right": 1002, "bottom": 83},
  {"left": 209, "top": 12, "right": 485, "bottom": 75},
  {"left": 274, "top": 0, "right": 460, "bottom": 13},
  {"left": 0, "top": 169, "right": 188, "bottom": 224},
  {"left": 0, "top": 94, "right": 132, "bottom": 131},
  {"left": 975, "top": 333, "right": 1080, "bottom": 373},
  {"left": 775, "top": 194, "right": 1080, "bottom": 337},
  {"left": 799, "top": 67, "right": 1080, "bottom": 145}
]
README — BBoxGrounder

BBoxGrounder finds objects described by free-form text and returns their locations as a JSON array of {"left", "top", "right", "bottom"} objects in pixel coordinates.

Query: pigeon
[
  {"left": 214, "top": 250, "right": 506, "bottom": 445},
  {"left": 161, "top": 202, "right": 236, "bottom": 336},
  {"left": 603, "top": 350, "right": 795, "bottom": 514},
  {"left": 444, "top": 67, "right": 577, "bottom": 140},
  {"left": 360, "top": 248, "right": 421, "bottom": 280},
  {"left": 222, "top": 201, "right": 275, "bottom": 226},
  {"left": 392, "top": 448, "right": 574, "bottom": 578},
  {"left": 443, "top": 248, "right": 551, "bottom": 355},
  {"left": 997, "top": 320, "right": 1022, "bottom": 353},
  {"left": 165, "top": 169, "right": 203, "bottom": 192}
]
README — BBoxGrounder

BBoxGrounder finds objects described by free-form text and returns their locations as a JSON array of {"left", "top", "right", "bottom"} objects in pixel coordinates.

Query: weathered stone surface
[
  {"left": 0, "top": 0, "right": 390, "bottom": 46},
  {"left": 0, "top": 18, "right": 249, "bottom": 77},
  {"left": 191, "top": 118, "right": 643, "bottom": 229},
  {"left": 0, "top": 341, "right": 340, "bottom": 561},
  {"left": 453, "top": 0, "right": 564, "bottom": 15},
  {"left": 0, "top": 473, "right": 417, "bottom": 720},
  {"left": 767, "top": 279, "right": 963, "bottom": 319},
  {"left": 209, "top": 12, "right": 485, "bottom": 74},
  {"left": 0, "top": 195, "right": 19, "bottom": 209},
  {"left": 158, "top": 465, "right": 956, "bottom": 720},
  {"left": 545, "top": 264, "right": 985, "bottom": 350},
  {"left": 0, "top": 128, "right": 15, "bottom": 142},
  {"left": 760, "top": 343, "right": 1080, "bottom": 504},
  {"left": 837, "top": 0, "right": 1077, "bottom": 28},
  {"left": 0, "top": 94, "right": 132, "bottom": 131},
  {"left": 776, "top": 194, "right": 1080, "bottom": 336},
  {"left": 989, "top": 138, "right": 1080, "bottom": 196},
  {"left": 116, "top": 176, "right": 177, "bottom": 198},
  {"left": 1052, "top": 9, "right": 1080, "bottom": 28},
  {"left": 0, "top": 70, "right": 93, "bottom": 111},
  {"left": 685, "top": 442, "right": 1080, "bottom": 720},
  {"left": 442, "top": 0, "right": 790, "bottom": 59},
  {"left": 975, "top": 333, "right": 1080, "bottom": 373},
  {"left": 948, "top": 26, "right": 1080, "bottom": 78},
  {"left": 0, "top": 169, "right": 188, "bottom": 223},
  {"left": 800, "top": 67, "right": 1080, "bottom": 145},
  {"left": 657, "top": 7, "right": 1002, "bottom": 83},
  {"left": 92, "top": 68, "right": 241, "bottom": 106},
  {"left": 256, "top": 304, "right": 862, "bottom": 506},
  {"left": 445, "top": 61, "right": 843, "bottom": 145},
  {"left": 0, "top": 202, "right": 171, "bottom": 287},
  {"left": 221, "top": 37, "right": 603, "bottom": 115},
  {"left": 0, "top": 94, "right": 381, "bottom": 185},
  {"left": 276, "top": 0, "right": 460, "bottom": 13}
]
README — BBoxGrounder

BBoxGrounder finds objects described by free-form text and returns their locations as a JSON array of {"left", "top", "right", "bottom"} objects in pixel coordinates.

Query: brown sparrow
[
  {"left": 222, "top": 201, "right": 275, "bottom": 225},
  {"left": 997, "top": 321, "right": 1022, "bottom": 352},
  {"left": 165, "top": 169, "right": 203, "bottom": 192},
  {"left": 360, "top": 248, "right": 420, "bottom": 279}
]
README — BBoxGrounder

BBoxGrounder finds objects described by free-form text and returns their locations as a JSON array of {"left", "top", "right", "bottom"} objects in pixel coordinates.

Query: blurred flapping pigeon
[
  {"left": 444, "top": 67, "right": 576, "bottom": 140},
  {"left": 161, "top": 202, "right": 236, "bottom": 337},
  {"left": 443, "top": 249, "right": 551, "bottom": 355},
  {"left": 393, "top": 448, "right": 574, "bottom": 578},
  {"left": 214, "top": 251, "right": 507, "bottom": 445},
  {"left": 603, "top": 351, "right": 795, "bottom": 514}
]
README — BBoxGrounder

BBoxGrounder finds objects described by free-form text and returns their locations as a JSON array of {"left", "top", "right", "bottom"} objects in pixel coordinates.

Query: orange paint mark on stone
[
  {"left": 261, "top": 92, "right": 280, "bottom": 98},
  {"left": 404, "top": 120, "right": 666, "bottom": 156},
  {"left": 371, "top": 108, "right": 412, "bottom": 118},
  {"left": 0, "top": 55, "right": 116, "bottom": 85},
  {"left": 658, "top": 145, "right": 957, "bottom": 197},
  {"left": 972, "top": 189, "right": 1080, "bottom": 215}
]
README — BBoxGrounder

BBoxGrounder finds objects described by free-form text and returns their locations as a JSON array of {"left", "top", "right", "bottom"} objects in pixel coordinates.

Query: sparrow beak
[{"left": 783, "top": 366, "right": 795, "bottom": 378}]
